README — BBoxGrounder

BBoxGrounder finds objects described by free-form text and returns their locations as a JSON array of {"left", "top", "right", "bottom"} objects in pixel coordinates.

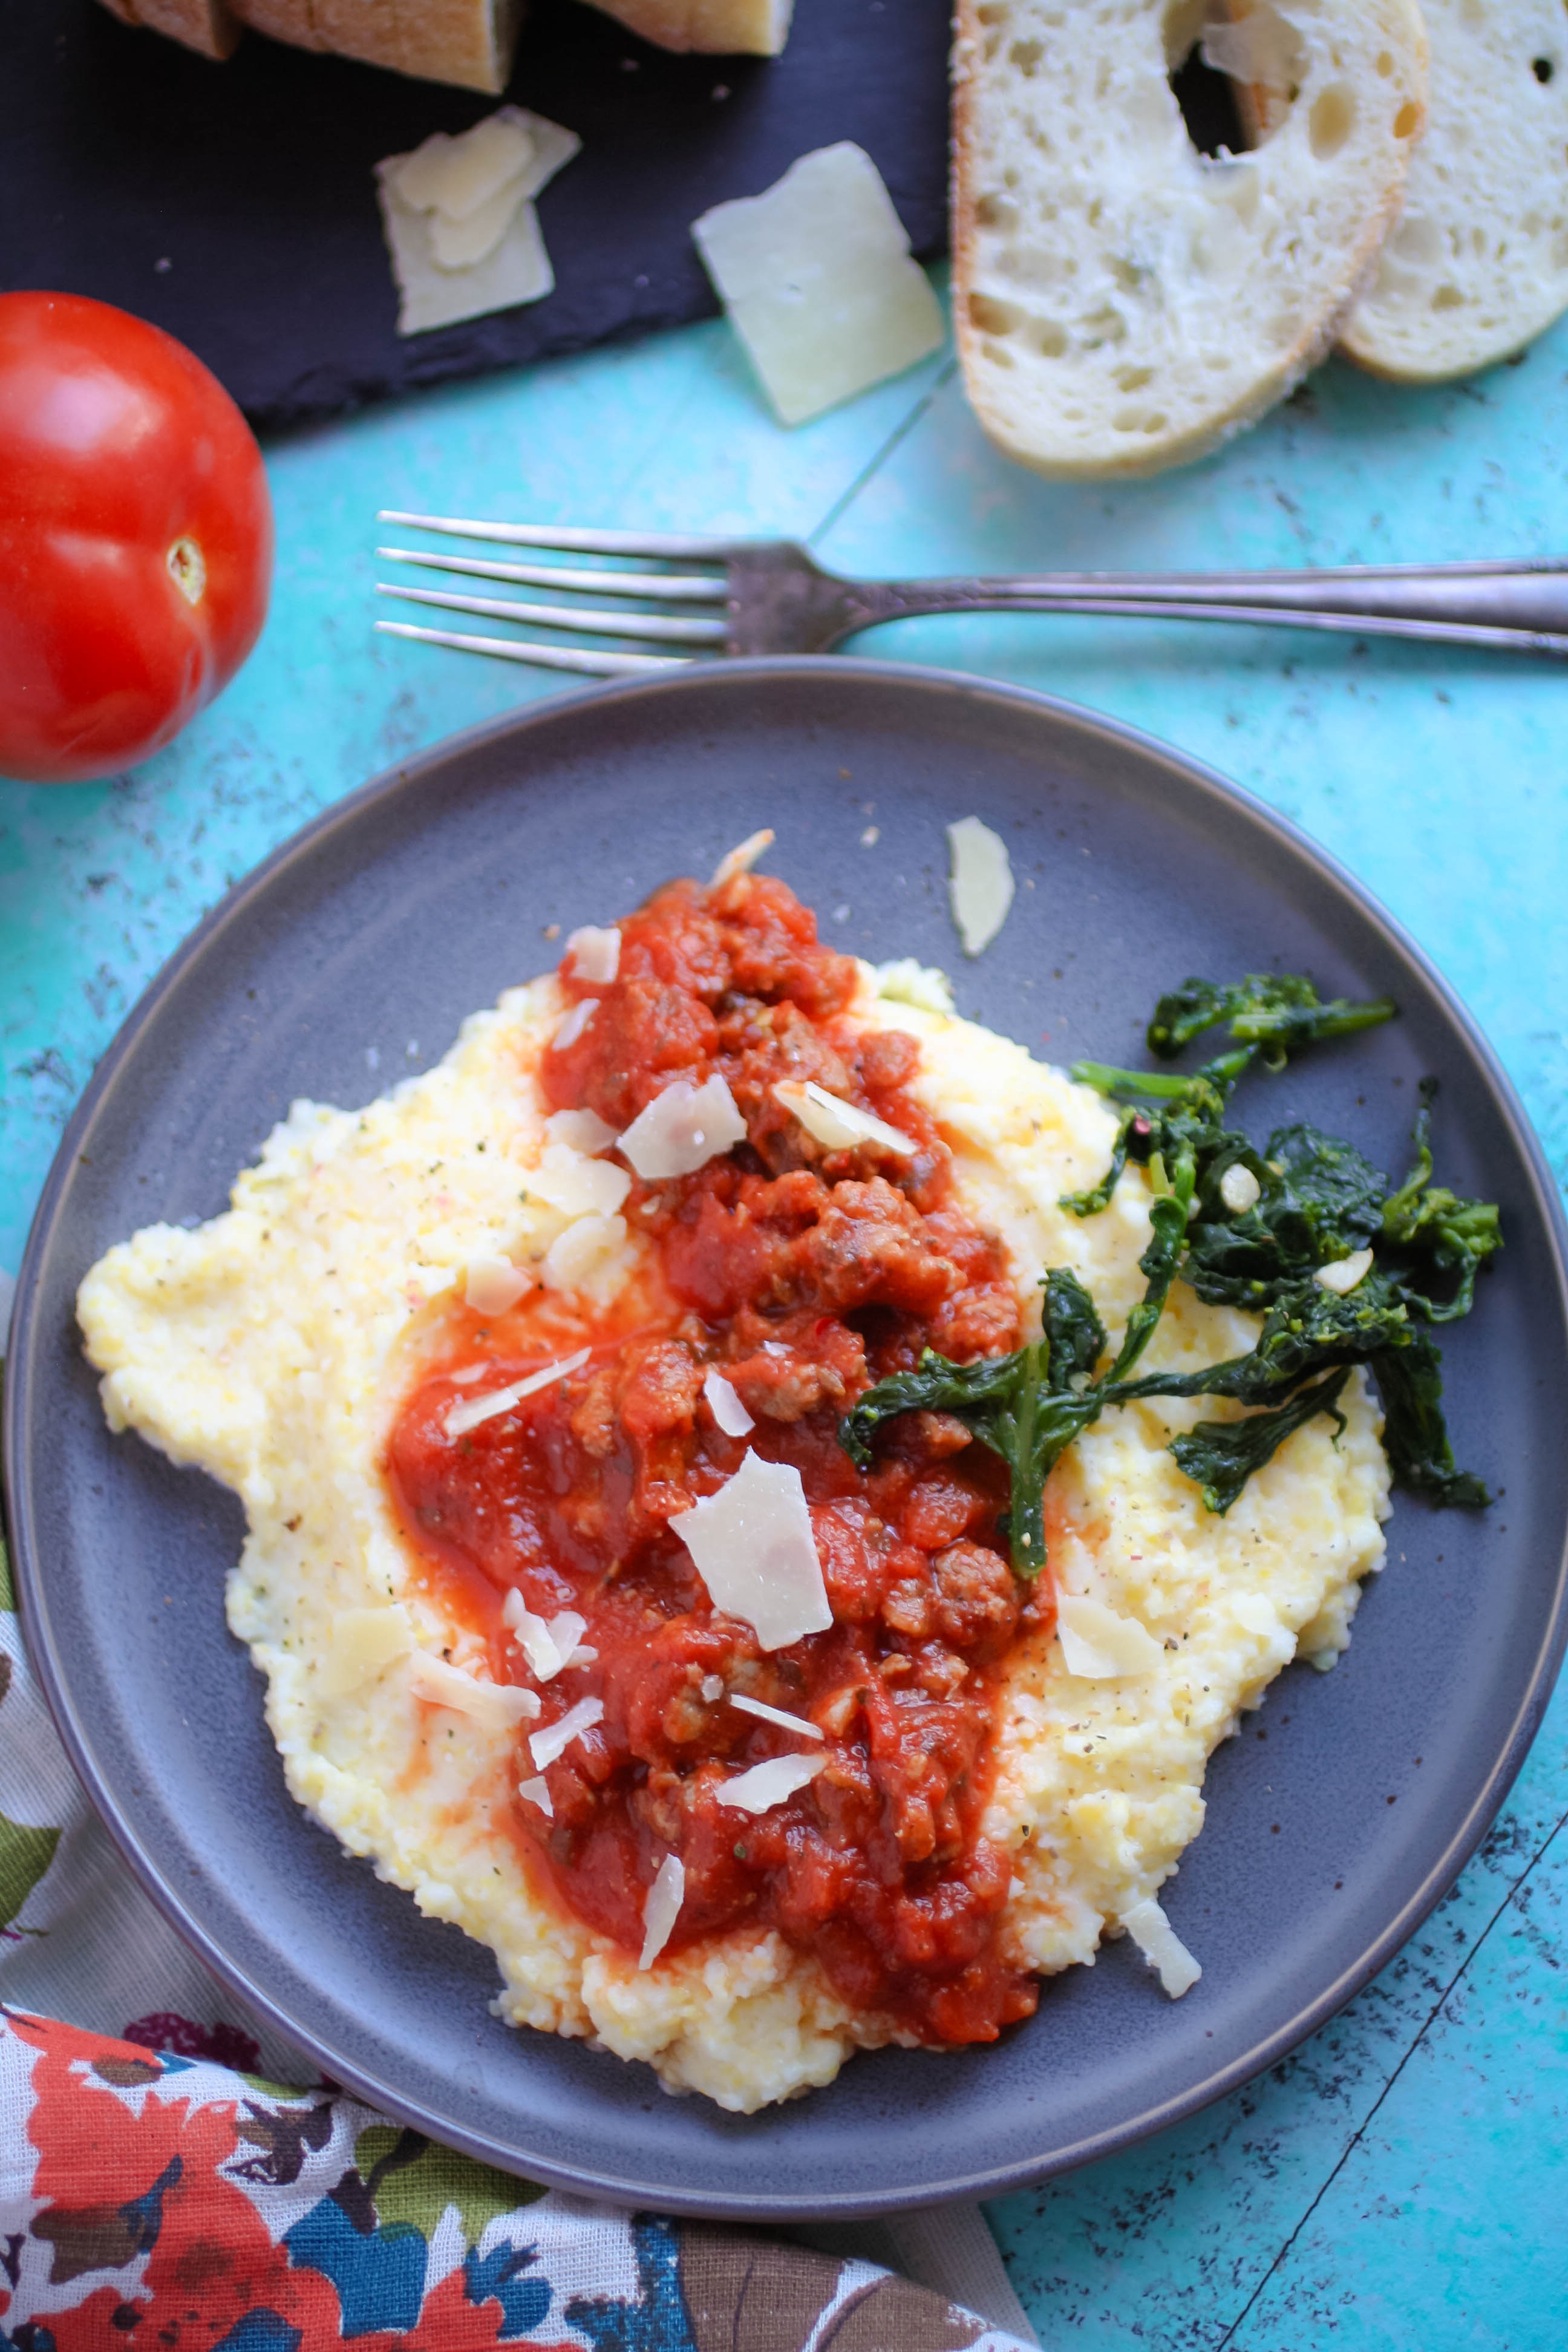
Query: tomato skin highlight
[{"left": 0, "top": 292, "right": 273, "bottom": 785}]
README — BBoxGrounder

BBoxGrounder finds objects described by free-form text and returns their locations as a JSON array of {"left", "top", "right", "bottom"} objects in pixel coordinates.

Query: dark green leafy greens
[{"left": 838, "top": 975, "right": 1501, "bottom": 1575}]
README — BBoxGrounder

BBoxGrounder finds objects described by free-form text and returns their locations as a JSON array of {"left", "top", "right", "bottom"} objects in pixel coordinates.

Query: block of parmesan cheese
[{"left": 692, "top": 143, "right": 946, "bottom": 426}]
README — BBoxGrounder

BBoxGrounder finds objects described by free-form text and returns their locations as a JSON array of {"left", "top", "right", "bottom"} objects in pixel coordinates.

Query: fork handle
[{"left": 854, "top": 561, "right": 1568, "bottom": 655}]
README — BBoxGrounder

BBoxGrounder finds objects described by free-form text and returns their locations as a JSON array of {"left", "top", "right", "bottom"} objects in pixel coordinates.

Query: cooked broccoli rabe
[{"left": 838, "top": 977, "right": 1500, "bottom": 1576}]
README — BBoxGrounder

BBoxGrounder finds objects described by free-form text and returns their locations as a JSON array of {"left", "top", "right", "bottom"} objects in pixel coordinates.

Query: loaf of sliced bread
[
  {"left": 1341, "top": 0, "right": 1568, "bottom": 382},
  {"left": 953, "top": 0, "right": 1428, "bottom": 479},
  {"left": 582, "top": 0, "right": 792, "bottom": 52}
]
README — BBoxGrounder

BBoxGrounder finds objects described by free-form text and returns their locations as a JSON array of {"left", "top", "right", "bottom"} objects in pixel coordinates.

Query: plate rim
[{"left": 7, "top": 655, "right": 1568, "bottom": 2216}]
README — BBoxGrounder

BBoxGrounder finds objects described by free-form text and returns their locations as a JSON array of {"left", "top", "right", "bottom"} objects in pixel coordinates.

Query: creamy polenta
[{"left": 78, "top": 874, "right": 1389, "bottom": 2112}]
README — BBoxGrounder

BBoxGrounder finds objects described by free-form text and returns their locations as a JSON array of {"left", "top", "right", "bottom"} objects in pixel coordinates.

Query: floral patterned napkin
[{"left": 0, "top": 1537, "right": 1037, "bottom": 2350}]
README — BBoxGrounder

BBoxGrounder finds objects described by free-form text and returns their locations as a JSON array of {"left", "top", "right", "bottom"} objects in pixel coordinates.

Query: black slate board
[{"left": 8, "top": 0, "right": 952, "bottom": 430}]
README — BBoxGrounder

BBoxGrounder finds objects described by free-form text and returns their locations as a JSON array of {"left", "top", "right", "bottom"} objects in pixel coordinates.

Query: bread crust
[
  {"left": 99, "top": 0, "right": 242, "bottom": 60},
  {"left": 229, "top": 0, "right": 523, "bottom": 88},
  {"left": 584, "top": 0, "right": 791, "bottom": 56},
  {"left": 953, "top": 0, "right": 1428, "bottom": 481}
]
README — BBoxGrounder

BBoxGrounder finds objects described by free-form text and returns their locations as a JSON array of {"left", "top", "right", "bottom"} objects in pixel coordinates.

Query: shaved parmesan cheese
[
  {"left": 393, "top": 113, "right": 537, "bottom": 223},
  {"left": 947, "top": 816, "right": 1014, "bottom": 958},
  {"left": 701, "top": 1674, "right": 725, "bottom": 1702},
  {"left": 773, "top": 1078, "right": 915, "bottom": 1158},
  {"left": 703, "top": 1367, "right": 754, "bottom": 1437},
  {"left": 377, "top": 181, "right": 555, "bottom": 337},
  {"left": 874, "top": 958, "right": 955, "bottom": 1016},
  {"left": 1057, "top": 1593, "right": 1164, "bottom": 1680},
  {"left": 618, "top": 1074, "right": 746, "bottom": 1181},
  {"left": 692, "top": 143, "right": 945, "bottom": 427},
  {"left": 316, "top": 1606, "right": 413, "bottom": 1699},
  {"left": 545, "top": 1108, "right": 618, "bottom": 1156},
  {"left": 1121, "top": 1895, "right": 1203, "bottom": 1999},
  {"left": 503, "top": 1590, "right": 590, "bottom": 1683},
  {"left": 464, "top": 1252, "right": 531, "bottom": 1316},
  {"left": 565, "top": 925, "right": 621, "bottom": 985},
  {"left": 673, "top": 1452, "right": 832, "bottom": 1651},
  {"left": 715, "top": 1754, "right": 823, "bottom": 1814},
  {"left": 552, "top": 999, "right": 598, "bottom": 1051},
  {"left": 729, "top": 1691, "right": 825, "bottom": 1740},
  {"left": 408, "top": 1653, "right": 541, "bottom": 1734},
  {"left": 444, "top": 1346, "right": 591, "bottom": 1440},
  {"left": 711, "top": 829, "right": 774, "bottom": 887},
  {"left": 378, "top": 112, "right": 582, "bottom": 336},
  {"left": 527, "top": 1145, "right": 631, "bottom": 1219},
  {"left": 1315, "top": 1248, "right": 1374, "bottom": 1296},
  {"left": 518, "top": 1775, "right": 554, "bottom": 1818},
  {"left": 1220, "top": 1163, "right": 1263, "bottom": 1215},
  {"left": 428, "top": 180, "right": 533, "bottom": 272},
  {"left": 541, "top": 1212, "right": 629, "bottom": 1296},
  {"left": 529, "top": 1695, "right": 605, "bottom": 1769},
  {"left": 639, "top": 1852, "right": 685, "bottom": 1970}
]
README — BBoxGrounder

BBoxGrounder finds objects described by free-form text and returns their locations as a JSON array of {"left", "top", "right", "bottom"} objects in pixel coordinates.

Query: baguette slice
[
  {"left": 1341, "top": 0, "right": 1568, "bottom": 382},
  {"left": 953, "top": 0, "right": 1428, "bottom": 480},
  {"left": 583, "top": 0, "right": 792, "bottom": 54},
  {"left": 96, "top": 0, "right": 241, "bottom": 60},
  {"left": 227, "top": 0, "right": 522, "bottom": 91}
]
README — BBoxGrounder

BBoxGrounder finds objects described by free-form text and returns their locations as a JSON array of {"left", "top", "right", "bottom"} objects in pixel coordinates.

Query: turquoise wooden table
[{"left": 2, "top": 273, "right": 1565, "bottom": 2348}]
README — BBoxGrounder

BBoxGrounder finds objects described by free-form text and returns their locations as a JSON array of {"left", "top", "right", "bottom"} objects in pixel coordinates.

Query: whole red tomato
[{"left": 0, "top": 293, "right": 273, "bottom": 785}]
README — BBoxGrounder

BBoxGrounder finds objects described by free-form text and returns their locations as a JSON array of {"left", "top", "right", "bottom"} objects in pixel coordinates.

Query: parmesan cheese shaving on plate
[
  {"left": 947, "top": 816, "right": 1015, "bottom": 957},
  {"left": 618, "top": 1074, "right": 747, "bottom": 1181},
  {"left": 564, "top": 925, "right": 621, "bottom": 985},
  {"left": 702, "top": 1368, "right": 755, "bottom": 1437},
  {"left": 463, "top": 1252, "right": 531, "bottom": 1316},
  {"left": 671, "top": 1451, "right": 832, "bottom": 1651},
  {"left": 315, "top": 1606, "right": 414, "bottom": 1699},
  {"left": 729, "top": 1693, "right": 825, "bottom": 1741},
  {"left": 408, "top": 1655, "right": 541, "bottom": 1734},
  {"left": 639, "top": 1853, "right": 685, "bottom": 1970},
  {"left": 502, "top": 1591, "right": 589, "bottom": 1682},
  {"left": 528, "top": 1696, "right": 605, "bottom": 1770},
  {"left": 377, "top": 109, "right": 582, "bottom": 338},
  {"left": 1056, "top": 1594, "right": 1165, "bottom": 1680},
  {"left": 517, "top": 1775, "right": 554, "bottom": 1818},
  {"left": 444, "top": 1347, "right": 591, "bottom": 1440},
  {"left": 545, "top": 1108, "right": 618, "bottom": 1156},
  {"left": 716, "top": 1754, "right": 824, "bottom": 1814},
  {"left": 773, "top": 1078, "right": 916, "bottom": 1158},
  {"left": 552, "top": 999, "right": 597, "bottom": 1051},
  {"left": 711, "top": 829, "right": 774, "bottom": 887},
  {"left": 1120, "top": 1896, "right": 1203, "bottom": 1999}
]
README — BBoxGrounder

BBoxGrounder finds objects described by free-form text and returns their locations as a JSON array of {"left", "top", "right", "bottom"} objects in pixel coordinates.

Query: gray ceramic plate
[{"left": 7, "top": 660, "right": 1567, "bottom": 2217}]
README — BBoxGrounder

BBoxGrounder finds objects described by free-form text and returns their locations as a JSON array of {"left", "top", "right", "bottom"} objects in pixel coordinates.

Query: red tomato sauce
[{"left": 386, "top": 869, "right": 1047, "bottom": 2043}]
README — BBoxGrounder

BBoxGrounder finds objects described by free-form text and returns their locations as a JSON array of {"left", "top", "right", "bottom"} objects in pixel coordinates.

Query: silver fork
[{"left": 374, "top": 511, "right": 1568, "bottom": 676}]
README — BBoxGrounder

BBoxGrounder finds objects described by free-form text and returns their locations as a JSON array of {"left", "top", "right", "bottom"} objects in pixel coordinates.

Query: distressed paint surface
[{"left": 2, "top": 266, "right": 1564, "bottom": 2347}]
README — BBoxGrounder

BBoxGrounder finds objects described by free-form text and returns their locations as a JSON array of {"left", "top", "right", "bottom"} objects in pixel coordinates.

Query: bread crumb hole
[
  {"left": 1534, "top": 57, "right": 1555, "bottom": 85},
  {"left": 1431, "top": 284, "right": 1464, "bottom": 311},
  {"left": 1033, "top": 319, "right": 1068, "bottom": 356},
  {"left": 982, "top": 340, "right": 1016, "bottom": 368},
  {"left": 1309, "top": 85, "right": 1357, "bottom": 160},
  {"left": 1010, "top": 37, "right": 1044, "bottom": 73},
  {"left": 1375, "top": 50, "right": 1394, "bottom": 77},
  {"left": 975, "top": 192, "right": 1019, "bottom": 232},
  {"left": 1393, "top": 100, "right": 1420, "bottom": 138},
  {"left": 969, "top": 292, "right": 1025, "bottom": 336},
  {"left": 1114, "top": 364, "right": 1154, "bottom": 391}
]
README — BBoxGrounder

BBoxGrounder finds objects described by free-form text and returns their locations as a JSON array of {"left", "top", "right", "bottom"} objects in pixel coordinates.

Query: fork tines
[{"left": 375, "top": 511, "right": 734, "bottom": 678}]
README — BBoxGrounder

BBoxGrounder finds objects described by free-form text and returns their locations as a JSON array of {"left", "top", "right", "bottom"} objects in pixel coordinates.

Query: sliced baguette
[
  {"left": 1341, "top": 0, "right": 1568, "bottom": 382},
  {"left": 97, "top": 0, "right": 241, "bottom": 60},
  {"left": 227, "top": 0, "right": 523, "bottom": 90},
  {"left": 953, "top": 0, "right": 1428, "bottom": 480},
  {"left": 581, "top": 0, "right": 792, "bottom": 54}
]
